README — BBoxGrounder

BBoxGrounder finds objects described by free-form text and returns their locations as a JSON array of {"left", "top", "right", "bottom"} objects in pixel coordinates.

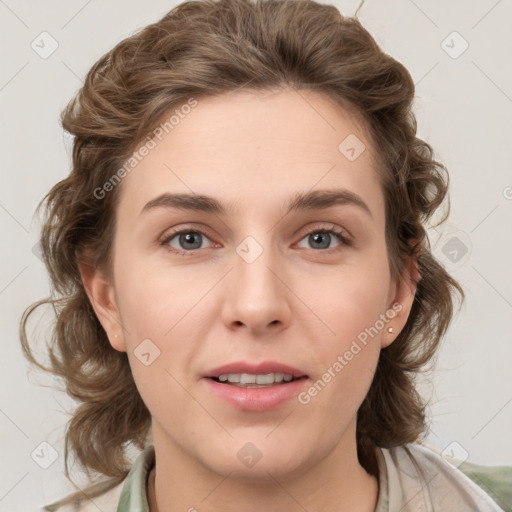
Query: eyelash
[{"left": 160, "top": 224, "right": 352, "bottom": 256}]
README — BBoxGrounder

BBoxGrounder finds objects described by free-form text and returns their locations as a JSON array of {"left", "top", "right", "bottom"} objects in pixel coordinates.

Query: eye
[
  {"left": 161, "top": 228, "right": 215, "bottom": 255},
  {"left": 296, "top": 224, "right": 351, "bottom": 251},
  {"left": 160, "top": 223, "right": 351, "bottom": 256}
]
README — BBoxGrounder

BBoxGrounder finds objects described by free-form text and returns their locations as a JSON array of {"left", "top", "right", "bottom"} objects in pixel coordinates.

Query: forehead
[{"left": 117, "top": 88, "right": 383, "bottom": 219}]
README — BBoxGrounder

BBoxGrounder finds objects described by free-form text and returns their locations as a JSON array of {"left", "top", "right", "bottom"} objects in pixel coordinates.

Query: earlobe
[
  {"left": 381, "top": 254, "right": 419, "bottom": 349},
  {"left": 78, "top": 259, "right": 126, "bottom": 352}
]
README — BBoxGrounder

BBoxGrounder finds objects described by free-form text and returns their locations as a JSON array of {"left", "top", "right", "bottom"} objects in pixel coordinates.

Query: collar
[{"left": 116, "top": 445, "right": 155, "bottom": 512}]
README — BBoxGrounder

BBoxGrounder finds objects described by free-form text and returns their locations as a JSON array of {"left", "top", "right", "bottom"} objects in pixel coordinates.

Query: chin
[
  {"left": 219, "top": 460, "right": 307, "bottom": 484},
  {"left": 201, "top": 442, "right": 315, "bottom": 483}
]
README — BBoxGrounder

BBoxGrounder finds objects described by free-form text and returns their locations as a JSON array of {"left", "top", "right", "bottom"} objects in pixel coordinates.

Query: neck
[{"left": 147, "top": 421, "right": 379, "bottom": 512}]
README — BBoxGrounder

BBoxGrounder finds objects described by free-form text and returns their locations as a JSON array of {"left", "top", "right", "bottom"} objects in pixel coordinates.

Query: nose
[{"left": 221, "top": 240, "right": 292, "bottom": 337}]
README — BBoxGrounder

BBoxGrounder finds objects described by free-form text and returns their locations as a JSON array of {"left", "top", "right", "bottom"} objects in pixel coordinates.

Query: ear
[
  {"left": 381, "top": 247, "right": 420, "bottom": 349},
  {"left": 78, "top": 258, "right": 126, "bottom": 352}
]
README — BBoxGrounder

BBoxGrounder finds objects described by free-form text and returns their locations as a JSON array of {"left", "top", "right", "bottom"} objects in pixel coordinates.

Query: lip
[
  {"left": 202, "top": 361, "right": 309, "bottom": 412},
  {"left": 203, "top": 376, "right": 309, "bottom": 412},
  {"left": 203, "top": 361, "right": 308, "bottom": 379}
]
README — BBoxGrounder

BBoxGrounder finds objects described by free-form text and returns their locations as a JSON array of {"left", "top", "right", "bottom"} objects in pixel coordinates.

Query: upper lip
[{"left": 203, "top": 361, "right": 308, "bottom": 379}]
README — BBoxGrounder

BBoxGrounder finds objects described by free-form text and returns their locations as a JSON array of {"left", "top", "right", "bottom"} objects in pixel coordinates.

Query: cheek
[
  {"left": 300, "top": 251, "right": 390, "bottom": 399},
  {"left": 309, "top": 251, "right": 391, "bottom": 341},
  {"left": 114, "top": 251, "right": 184, "bottom": 336},
  {"left": 112, "top": 253, "right": 207, "bottom": 399},
  {"left": 300, "top": 285, "right": 385, "bottom": 418}
]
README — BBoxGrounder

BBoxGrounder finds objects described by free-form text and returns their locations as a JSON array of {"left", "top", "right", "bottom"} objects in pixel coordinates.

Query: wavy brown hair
[{"left": 21, "top": 0, "right": 464, "bottom": 506}]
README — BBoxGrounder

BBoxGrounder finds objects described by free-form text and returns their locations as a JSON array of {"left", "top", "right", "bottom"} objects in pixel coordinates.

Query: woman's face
[{"left": 85, "top": 88, "right": 415, "bottom": 480}]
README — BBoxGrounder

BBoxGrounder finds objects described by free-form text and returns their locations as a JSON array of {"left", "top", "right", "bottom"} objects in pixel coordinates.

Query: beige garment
[{"left": 374, "top": 442, "right": 508, "bottom": 511}]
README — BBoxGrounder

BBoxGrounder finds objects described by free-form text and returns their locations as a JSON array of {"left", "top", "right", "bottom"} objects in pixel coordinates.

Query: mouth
[
  {"left": 209, "top": 373, "right": 308, "bottom": 388},
  {"left": 202, "top": 362, "right": 309, "bottom": 411},
  {"left": 203, "top": 361, "right": 308, "bottom": 384}
]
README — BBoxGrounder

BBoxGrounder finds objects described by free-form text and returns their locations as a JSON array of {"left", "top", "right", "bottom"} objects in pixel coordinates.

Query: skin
[{"left": 80, "top": 87, "right": 417, "bottom": 512}]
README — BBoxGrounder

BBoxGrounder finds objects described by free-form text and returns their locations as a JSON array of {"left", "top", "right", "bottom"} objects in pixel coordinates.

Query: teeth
[{"left": 217, "top": 373, "right": 296, "bottom": 385}]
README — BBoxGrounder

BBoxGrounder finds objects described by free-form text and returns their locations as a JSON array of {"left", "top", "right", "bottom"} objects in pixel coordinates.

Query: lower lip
[{"left": 204, "top": 377, "right": 309, "bottom": 411}]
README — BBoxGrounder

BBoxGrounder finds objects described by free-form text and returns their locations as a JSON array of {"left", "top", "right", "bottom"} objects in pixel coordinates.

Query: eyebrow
[{"left": 140, "top": 189, "right": 372, "bottom": 218}]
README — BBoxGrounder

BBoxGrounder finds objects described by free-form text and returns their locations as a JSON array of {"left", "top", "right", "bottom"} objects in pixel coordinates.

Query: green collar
[{"left": 116, "top": 445, "right": 155, "bottom": 512}]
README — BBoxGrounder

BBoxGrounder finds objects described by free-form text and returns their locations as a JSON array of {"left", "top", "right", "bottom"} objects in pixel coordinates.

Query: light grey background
[{"left": 1, "top": 0, "right": 511, "bottom": 510}]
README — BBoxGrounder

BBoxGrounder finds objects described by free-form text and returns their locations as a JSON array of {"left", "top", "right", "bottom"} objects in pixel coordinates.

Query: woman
[{"left": 21, "top": 0, "right": 511, "bottom": 510}]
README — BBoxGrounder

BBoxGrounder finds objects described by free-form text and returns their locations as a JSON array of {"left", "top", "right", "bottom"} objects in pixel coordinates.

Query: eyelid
[
  {"left": 159, "top": 223, "right": 217, "bottom": 244},
  {"left": 296, "top": 222, "right": 352, "bottom": 242}
]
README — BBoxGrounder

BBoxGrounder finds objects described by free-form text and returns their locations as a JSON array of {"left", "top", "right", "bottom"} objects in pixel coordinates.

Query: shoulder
[
  {"left": 40, "top": 445, "right": 155, "bottom": 512},
  {"left": 41, "top": 478, "right": 126, "bottom": 512},
  {"left": 377, "top": 441, "right": 512, "bottom": 512},
  {"left": 446, "top": 454, "right": 512, "bottom": 512}
]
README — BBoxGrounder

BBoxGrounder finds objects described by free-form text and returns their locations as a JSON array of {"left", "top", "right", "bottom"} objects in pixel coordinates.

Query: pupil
[
  {"left": 181, "top": 233, "right": 201, "bottom": 249},
  {"left": 311, "top": 232, "right": 329, "bottom": 249}
]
